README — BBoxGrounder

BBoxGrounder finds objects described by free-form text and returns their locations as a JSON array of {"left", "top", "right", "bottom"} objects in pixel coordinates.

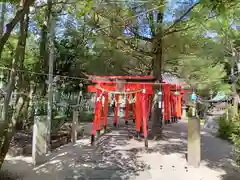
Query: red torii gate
[{"left": 87, "top": 74, "right": 185, "bottom": 148}]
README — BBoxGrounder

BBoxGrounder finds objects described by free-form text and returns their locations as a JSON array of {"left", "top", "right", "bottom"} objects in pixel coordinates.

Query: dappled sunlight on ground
[{"left": 1, "top": 120, "right": 240, "bottom": 180}]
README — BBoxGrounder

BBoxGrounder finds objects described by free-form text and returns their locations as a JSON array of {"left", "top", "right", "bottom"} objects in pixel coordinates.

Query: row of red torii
[{"left": 87, "top": 75, "right": 187, "bottom": 148}]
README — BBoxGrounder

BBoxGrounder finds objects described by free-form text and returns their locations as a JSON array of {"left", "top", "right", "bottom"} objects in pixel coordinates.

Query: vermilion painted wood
[
  {"left": 141, "top": 92, "right": 148, "bottom": 138},
  {"left": 103, "top": 93, "right": 108, "bottom": 127},
  {"left": 114, "top": 94, "right": 119, "bottom": 125},
  {"left": 177, "top": 93, "right": 182, "bottom": 119},
  {"left": 163, "top": 84, "right": 171, "bottom": 121},
  {"left": 125, "top": 94, "right": 130, "bottom": 123},
  {"left": 135, "top": 84, "right": 142, "bottom": 132},
  {"left": 166, "top": 85, "right": 171, "bottom": 121},
  {"left": 96, "top": 91, "right": 102, "bottom": 131},
  {"left": 88, "top": 74, "right": 185, "bottom": 147},
  {"left": 92, "top": 89, "right": 101, "bottom": 135},
  {"left": 148, "top": 94, "right": 152, "bottom": 117}
]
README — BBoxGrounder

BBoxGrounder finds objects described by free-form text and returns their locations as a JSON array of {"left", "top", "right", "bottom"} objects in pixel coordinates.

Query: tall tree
[
  {"left": 0, "top": 2, "right": 6, "bottom": 37},
  {"left": 0, "top": 0, "right": 34, "bottom": 59},
  {"left": 0, "top": 0, "right": 30, "bottom": 169}
]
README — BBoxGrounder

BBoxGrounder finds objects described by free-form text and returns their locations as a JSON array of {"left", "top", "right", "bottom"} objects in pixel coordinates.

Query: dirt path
[{"left": 1, "top": 120, "right": 239, "bottom": 180}]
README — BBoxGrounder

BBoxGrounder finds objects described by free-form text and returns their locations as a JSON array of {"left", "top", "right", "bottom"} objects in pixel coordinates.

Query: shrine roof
[
  {"left": 209, "top": 92, "right": 229, "bottom": 102},
  {"left": 162, "top": 72, "right": 186, "bottom": 85}
]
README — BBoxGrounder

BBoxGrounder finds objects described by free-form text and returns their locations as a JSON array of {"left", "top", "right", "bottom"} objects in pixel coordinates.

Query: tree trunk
[
  {"left": 0, "top": 0, "right": 30, "bottom": 169},
  {"left": 232, "top": 82, "right": 239, "bottom": 115},
  {"left": 37, "top": 4, "right": 49, "bottom": 96},
  {"left": 0, "top": 0, "right": 34, "bottom": 59},
  {"left": 46, "top": 0, "right": 56, "bottom": 152},
  {"left": 14, "top": 2, "right": 30, "bottom": 130},
  {"left": 0, "top": 2, "right": 6, "bottom": 37},
  {"left": 27, "top": 84, "right": 35, "bottom": 128},
  {"left": 150, "top": 10, "right": 164, "bottom": 137},
  {"left": 231, "top": 52, "right": 239, "bottom": 115}
]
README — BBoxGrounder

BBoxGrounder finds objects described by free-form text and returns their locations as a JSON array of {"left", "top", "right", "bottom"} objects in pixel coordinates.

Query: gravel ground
[{"left": 1, "top": 119, "right": 239, "bottom": 180}]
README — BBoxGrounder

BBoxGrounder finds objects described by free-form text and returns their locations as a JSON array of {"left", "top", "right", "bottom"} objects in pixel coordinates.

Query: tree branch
[
  {"left": 164, "top": 10, "right": 217, "bottom": 38},
  {"left": 147, "top": 11, "right": 155, "bottom": 37},
  {"left": 117, "top": 38, "right": 152, "bottom": 56},
  {"left": 100, "top": 29, "right": 152, "bottom": 56},
  {"left": 125, "top": 26, "right": 152, "bottom": 42},
  {"left": 165, "top": 2, "right": 200, "bottom": 33},
  {"left": 35, "top": 0, "right": 78, "bottom": 9},
  {"left": 163, "top": 24, "right": 195, "bottom": 37},
  {"left": 0, "top": 0, "right": 35, "bottom": 59}
]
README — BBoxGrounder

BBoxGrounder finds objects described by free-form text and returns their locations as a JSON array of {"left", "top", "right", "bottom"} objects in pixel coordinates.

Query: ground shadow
[
  {"left": 2, "top": 122, "right": 149, "bottom": 180},
  {"left": 2, "top": 119, "right": 240, "bottom": 180}
]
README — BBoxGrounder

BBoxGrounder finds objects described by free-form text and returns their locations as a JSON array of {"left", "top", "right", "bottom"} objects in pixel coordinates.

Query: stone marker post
[
  {"left": 187, "top": 92, "right": 201, "bottom": 167},
  {"left": 182, "top": 105, "right": 187, "bottom": 119},
  {"left": 71, "top": 109, "right": 79, "bottom": 144},
  {"left": 115, "top": 80, "right": 125, "bottom": 124},
  {"left": 32, "top": 101, "right": 48, "bottom": 166}
]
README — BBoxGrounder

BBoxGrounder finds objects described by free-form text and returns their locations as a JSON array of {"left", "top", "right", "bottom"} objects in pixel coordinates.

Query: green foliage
[
  {"left": 231, "top": 115, "right": 240, "bottom": 166},
  {"left": 79, "top": 111, "right": 94, "bottom": 122},
  {"left": 50, "top": 111, "right": 94, "bottom": 134},
  {"left": 51, "top": 114, "right": 67, "bottom": 133},
  {"left": 202, "top": 0, "right": 239, "bottom": 13},
  {"left": 231, "top": 115, "right": 240, "bottom": 136},
  {"left": 217, "top": 110, "right": 240, "bottom": 165},
  {"left": 218, "top": 115, "right": 233, "bottom": 140},
  {"left": 0, "top": 0, "right": 18, "bottom": 3},
  {"left": 175, "top": 53, "right": 231, "bottom": 93},
  {"left": 232, "top": 133, "right": 240, "bottom": 165}
]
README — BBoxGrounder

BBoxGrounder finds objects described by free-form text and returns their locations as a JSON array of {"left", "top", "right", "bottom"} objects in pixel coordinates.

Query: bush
[
  {"left": 217, "top": 111, "right": 240, "bottom": 166},
  {"left": 51, "top": 111, "right": 94, "bottom": 133},
  {"left": 231, "top": 115, "right": 240, "bottom": 166},
  {"left": 218, "top": 115, "right": 232, "bottom": 140},
  {"left": 79, "top": 111, "right": 94, "bottom": 122},
  {"left": 51, "top": 114, "right": 68, "bottom": 133},
  {"left": 231, "top": 115, "right": 240, "bottom": 135},
  {"left": 232, "top": 133, "right": 240, "bottom": 165}
]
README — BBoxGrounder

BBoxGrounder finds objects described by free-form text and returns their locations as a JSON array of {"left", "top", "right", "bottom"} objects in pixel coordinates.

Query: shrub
[
  {"left": 231, "top": 133, "right": 240, "bottom": 166},
  {"left": 218, "top": 115, "right": 233, "bottom": 140},
  {"left": 79, "top": 111, "right": 94, "bottom": 122},
  {"left": 217, "top": 110, "right": 240, "bottom": 166},
  {"left": 231, "top": 115, "right": 240, "bottom": 166},
  {"left": 51, "top": 111, "right": 94, "bottom": 133},
  {"left": 231, "top": 115, "right": 240, "bottom": 135}
]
